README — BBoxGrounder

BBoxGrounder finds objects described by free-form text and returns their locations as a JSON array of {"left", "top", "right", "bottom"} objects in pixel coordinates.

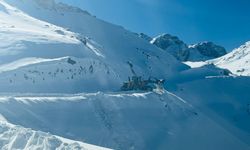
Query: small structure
[
  {"left": 121, "top": 76, "right": 165, "bottom": 91},
  {"left": 121, "top": 61, "right": 165, "bottom": 91},
  {"left": 67, "top": 58, "right": 76, "bottom": 65}
]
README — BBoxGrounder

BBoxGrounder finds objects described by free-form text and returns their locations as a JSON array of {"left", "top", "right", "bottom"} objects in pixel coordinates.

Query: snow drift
[{"left": 0, "top": 92, "right": 249, "bottom": 150}]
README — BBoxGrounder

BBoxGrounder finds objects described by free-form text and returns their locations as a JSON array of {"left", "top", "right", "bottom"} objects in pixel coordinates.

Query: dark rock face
[
  {"left": 151, "top": 34, "right": 227, "bottom": 61},
  {"left": 138, "top": 33, "right": 152, "bottom": 42},
  {"left": 151, "top": 34, "right": 189, "bottom": 61},
  {"left": 190, "top": 42, "right": 227, "bottom": 58},
  {"left": 67, "top": 58, "right": 76, "bottom": 65}
]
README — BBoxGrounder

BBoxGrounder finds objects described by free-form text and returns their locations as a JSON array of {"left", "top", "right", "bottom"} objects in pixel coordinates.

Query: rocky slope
[
  {"left": 151, "top": 33, "right": 227, "bottom": 61},
  {"left": 0, "top": 0, "right": 188, "bottom": 92}
]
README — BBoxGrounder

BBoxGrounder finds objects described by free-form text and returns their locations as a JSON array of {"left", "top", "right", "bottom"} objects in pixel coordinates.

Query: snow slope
[
  {"left": 171, "top": 76, "right": 250, "bottom": 147},
  {"left": 0, "top": 120, "right": 109, "bottom": 150},
  {"left": 0, "top": 92, "right": 249, "bottom": 150},
  {"left": 0, "top": 1, "right": 249, "bottom": 150},
  {"left": 0, "top": 56, "right": 119, "bottom": 92},
  {"left": 0, "top": 0, "right": 188, "bottom": 92},
  {"left": 211, "top": 41, "right": 250, "bottom": 76},
  {"left": 0, "top": 0, "right": 78, "bottom": 44},
  {"left": 0, "top": 0, "right": 86, "bottom": 62},
  {"left": 184, "top": 41, "right": 250, "bottom": 76}
]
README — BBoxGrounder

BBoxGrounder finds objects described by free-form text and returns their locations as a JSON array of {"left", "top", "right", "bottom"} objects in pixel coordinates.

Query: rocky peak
[
  {"left": 151, "top": 33, "right": 227, "bottom": 61},
  {"left": 189, "top": 41, "right": 227, "bottom": 58},
  {"left": 151, "top": 34, "right": 189, "bottom": 61},
  {"left": 138, "top": 33, "right": 152, "bottom": 42}
]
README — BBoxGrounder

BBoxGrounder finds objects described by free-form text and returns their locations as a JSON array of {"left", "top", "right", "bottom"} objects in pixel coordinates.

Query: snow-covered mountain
[
  {"left": 1, "top": 91, "right": 250, "bottom": 150},
  {"left": 185, "top": 41, "right": 250, "bottom": 76},
  {"left": 0, "top": 120, "right": 109, "bottom": 150},
  {"left": 211, "top": 41, "right": 250, "bottom": 76},
  {"left": 0, "top": 0, "right": 188, "bottom": 92},
  {"left": 171, "top": 75, "right": 250, "bottom": 149},
  {"left": 151, "top": 33, "right": 227, "bottom": 61},
  {"left": 0, "top": 0, "right": 249, "bottom": 150},
  {"left": 0, "top": 56, "right": 120, "bottom": 92},
  {"left": 188, "top": 41, "right": 227, "bottom": 61},
  {"left": 138, "top": 33, "right": 153, "bottom": 42},
  {"left": 151, "top": 34, "right": 190, "bottom": 61}
]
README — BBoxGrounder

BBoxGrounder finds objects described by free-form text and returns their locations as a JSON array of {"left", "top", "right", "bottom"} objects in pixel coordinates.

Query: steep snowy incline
[
  {"left": 0, "top": 55, "right": 232, "bottom": 93},
  {"left": 5, "top": 0, "right": 186, "bottom": 71},
  {"left": 0, "top": 92, "right": 249, "bottom": 150},
  {"left": 0, "top": 120, "right": 110, "bottom": 150},
  {"left": 0, "top": 57, "right": 120, "bottom": 92},
  {"left": 0, "top": 1, "right": 249, "bottom": 150},
  {"left": 0, "top": 0, "right": 79, "bottom": 44},
  {"left": 184, "top": 41, "right": 250, "bottom": 76},
  {"left": 211, "top": 41, "right": 250, "bottom": 76},
  {"left": 5, "top": 0, "right": 187, "bottom": 72},
  {"left": 0, "top": 0, "right": 87, "bottom": 63},
  {"left": 171, "top": 76, "right": 250, "bottom": 147},
  {"left": 0, "top": 0, "right": 188, "bottom": 92},
  {"left": 0, "top": 57, "right": 67, "bottom": 73}
]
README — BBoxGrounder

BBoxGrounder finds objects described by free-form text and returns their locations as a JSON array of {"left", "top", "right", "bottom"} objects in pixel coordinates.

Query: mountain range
[
  {"left": 139, "top": 33, "right": 227, "bottom": 62},
  {"left": 0, "top": 0, "right": 249, "bottom": 149}
]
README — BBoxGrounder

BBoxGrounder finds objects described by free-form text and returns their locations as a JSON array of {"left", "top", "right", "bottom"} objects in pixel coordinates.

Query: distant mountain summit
[
  {"left": 0, "top": 1, "right": 250, "bottom": 150},
  {"left": 185, "top": 41, "right": 250, "bottom": 76},
  {"left": 151, "top": 33, "right": 227, "bottom": 61},
  {"left": 151, "top": 34, "right": 189, "bottom": 61},
  {"left": 138, "top": 33, "right": 152, "bottom": 42},
  {"left": 210, "top": 41, "right": 250, "bottom": 76},
  {"left": 188, "top": 41, "right": 227, "bottom": 61}
]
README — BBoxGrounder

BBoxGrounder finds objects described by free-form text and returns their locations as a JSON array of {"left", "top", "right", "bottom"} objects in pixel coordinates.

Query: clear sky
[{"left": 57, "top": 0, "right": 250, "bottom": 50}]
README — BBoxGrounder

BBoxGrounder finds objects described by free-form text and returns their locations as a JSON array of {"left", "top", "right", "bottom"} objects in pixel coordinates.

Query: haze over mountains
[{"left": 0, "top": 0, "right": 249, "bottom": 150}]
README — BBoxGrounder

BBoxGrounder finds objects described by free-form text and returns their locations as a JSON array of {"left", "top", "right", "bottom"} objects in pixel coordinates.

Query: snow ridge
[
  {"left": 185, "top": 41, "right": 250, "bottom": 76},
  {"left": 0, "top": 121, "right": 109, "bottom": 150},
  {"left": 211, "top": 41, "right": 250, "bottom": 76}
]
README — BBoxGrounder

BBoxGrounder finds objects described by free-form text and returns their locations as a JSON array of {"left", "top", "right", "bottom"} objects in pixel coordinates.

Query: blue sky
[{"left": 58, "top": 0, "right": 250, "bottom": 50}]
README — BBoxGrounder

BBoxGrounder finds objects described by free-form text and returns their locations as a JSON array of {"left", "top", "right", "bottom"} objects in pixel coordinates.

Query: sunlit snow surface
[
  {"left": 0, "top": 0, "right": 187, "bottom": 92},
  {"left": 185, "top": 42, "right": 250, "bottom": 76},
  {"left": 0, "top": 91, "right": 249, "bottom": 150},
  {"left": 0, "top": 121, "right": 109, "bottom": 150},
  {"left": 0, "top": 0, "right": 249, "bottom": 150},
  {"left": 0, "top": 0, "right": 80, "bottom": 56}
]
